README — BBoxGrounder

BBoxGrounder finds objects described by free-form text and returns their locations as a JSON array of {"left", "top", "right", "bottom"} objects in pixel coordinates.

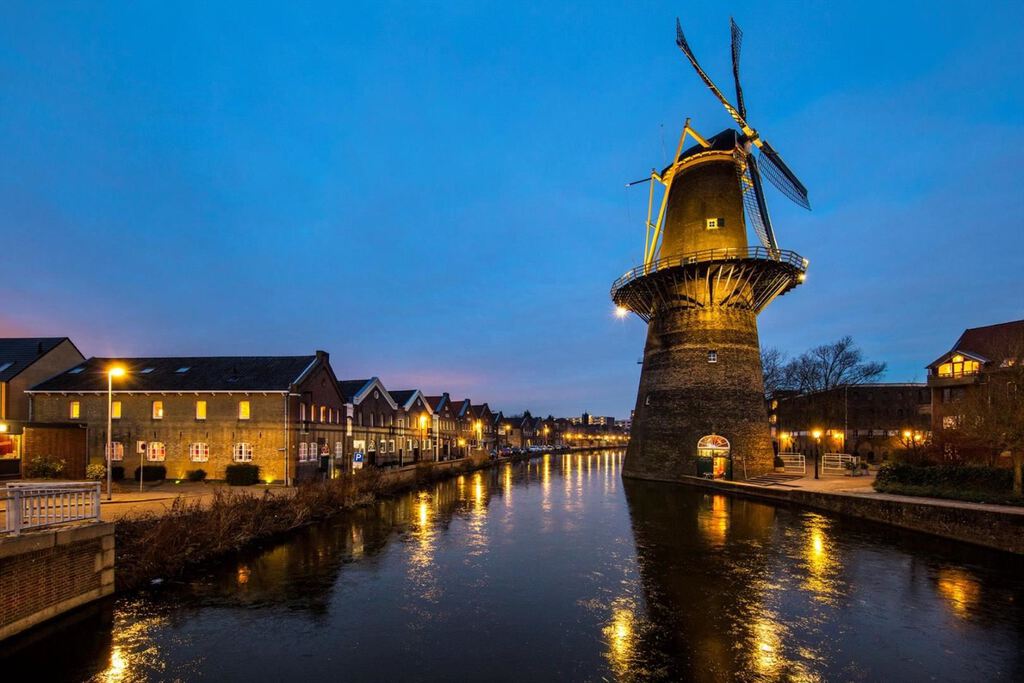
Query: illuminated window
[
  {"left": 238, "top": 401, "right": 250, "bottom": 420},
  {"left": 706, "top": 217, "right": 723, "bottom": 230},
  {"left": 937, "top": 355, "right": 980, "bottom": 378},
  {"left": 189, "top": 443, "right": 209, "bottom": 462},
  {"left": 299, "top": 403, "right": 306, "bottom": 421},
  {"left": 299, "top": 442, "right": 308, "bottom": 461},
  {"left": 320, "top": 406, "right": 326, "bottom": 422},
  {"left": 69, "top": 400, "right": 80, "bottom": 419},
  {"left": 111, "top": 401, "right": 122, "bottom": 419},
  {"left": 152, "top": 401, "right": 164, "bottom": 420},
  {"left": 105, "top": 442, "right": 124, "bottom": 461},
  {"left": 195, "top": 400, "right": 207, "bottom": 420},
  {"left": 147, "top": 442, "right": 166, "bottom": 462},
  {"left": 233, "top": 443, "right": 253, "bottom": 462}
]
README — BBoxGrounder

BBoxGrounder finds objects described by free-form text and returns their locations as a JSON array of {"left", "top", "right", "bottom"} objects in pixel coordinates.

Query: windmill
[
  {"left": 614, "top": 16, "right": 813, "bottom": 483},
  {"left": 632, "top": 18, "right": 810, "bottom": 266}
]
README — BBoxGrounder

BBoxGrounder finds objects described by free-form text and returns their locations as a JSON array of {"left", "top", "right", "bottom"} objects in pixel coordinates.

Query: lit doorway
[{"left": 696, "top": 434, "right": 731, "bottom": 480}]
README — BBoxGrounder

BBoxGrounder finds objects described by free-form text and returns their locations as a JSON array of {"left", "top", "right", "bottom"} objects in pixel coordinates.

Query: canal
[{"left": 3, "top": 451, "right": 1023, "bottom": 681}]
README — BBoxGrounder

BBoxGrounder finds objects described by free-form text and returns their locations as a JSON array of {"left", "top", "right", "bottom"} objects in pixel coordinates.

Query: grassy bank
[{"left": 115, "top": 458, "right": 488, "bottom": 592}]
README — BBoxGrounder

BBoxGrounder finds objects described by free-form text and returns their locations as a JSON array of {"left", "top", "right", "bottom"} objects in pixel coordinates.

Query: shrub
[
  {"left": 225, "top": 463, "right": 260, "bottom": 486},
  {"left": 186, "top": 469, "right": 207, "bottom": 482},
  {"left": 24, "top": 455, "right": 66, "bottom": 479},
  {"left": 134, "top": 465, "right": 167, "bottom": 482},
  {"left": 874, "top": 462, "right": 1017, "bottom": 503},
  {"left": 86, "top": 463, "right": 107, "bottom": 480},
  {"left": 112, "top": 466, "right": 125, "bottom": 481}
]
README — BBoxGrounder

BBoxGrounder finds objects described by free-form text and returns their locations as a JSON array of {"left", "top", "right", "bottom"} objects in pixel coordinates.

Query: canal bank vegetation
[
  {"left": 114, "top": 458, "right": 490, "bottom": 592},
  {"left": 873, "top": 462, "right": 1021, "bottom": 506}
]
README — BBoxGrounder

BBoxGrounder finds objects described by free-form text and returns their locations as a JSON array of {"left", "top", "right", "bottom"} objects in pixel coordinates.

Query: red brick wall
[{"left": 0, "top": 523, "right": 114, "bottom": 639}]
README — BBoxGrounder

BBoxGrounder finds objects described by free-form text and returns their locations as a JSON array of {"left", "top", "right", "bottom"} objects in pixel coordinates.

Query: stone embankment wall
[
  {"left": 668, "top": 476, "right": 1024, "bottom": 555},
  {"left": 0, "top": 522, "right": 115, "bottom": 641}
]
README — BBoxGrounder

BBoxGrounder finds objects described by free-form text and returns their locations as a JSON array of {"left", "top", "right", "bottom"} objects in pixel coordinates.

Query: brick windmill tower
[{"left": 613, "top": 18, "right": 811, "bottom": 482}]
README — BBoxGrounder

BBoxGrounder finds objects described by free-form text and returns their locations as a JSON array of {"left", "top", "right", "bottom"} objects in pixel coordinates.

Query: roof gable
[
  {"left": 0, "top": 338, "right": 74, "bottom": 382},
  {"left": 390, "top": 389, "right": 433, "bottom": 413},
  {"left": 340, "top": 377, "right": 398, "bottom": 409},
  {"left": 928, "top": 320, "right": 1024, "bottom": 368}
]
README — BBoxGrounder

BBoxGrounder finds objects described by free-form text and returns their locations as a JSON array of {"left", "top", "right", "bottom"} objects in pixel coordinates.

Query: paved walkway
[{"left": 740, "top": 471, "right": 1024, "bottom": 516}]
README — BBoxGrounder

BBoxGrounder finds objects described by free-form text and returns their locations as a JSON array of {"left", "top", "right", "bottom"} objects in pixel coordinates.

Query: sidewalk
[{"left": 745, "top": 471, "right": 1024, "bottom": 516}]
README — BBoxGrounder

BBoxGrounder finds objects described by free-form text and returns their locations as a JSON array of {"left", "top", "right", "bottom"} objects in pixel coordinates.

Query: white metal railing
[
  {"left": 778, "top": 452, "right": 806, "bottom": 474},
  {"left": 3, "top": 482, "right": 101, "bottom": 535},
  {"left": 822, "top": 453, "right": 859, "bottom": 476}
]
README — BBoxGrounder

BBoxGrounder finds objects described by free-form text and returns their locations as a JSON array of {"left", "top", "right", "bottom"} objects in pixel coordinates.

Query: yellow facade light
[
  {"left": 419, "top": 415, "right": 428, "bottom": 429},
  {"left": 614, "top": 306, "right": 629, "bottom": 319},
  {"left": 108, "top": 366, "right": 126, "bottom": 378},
  {"left": 811, "top": 429, "right": 822, "bottom": 440},
  {"left": 0, "top": 423, "right": 7, "bottom": 433}
]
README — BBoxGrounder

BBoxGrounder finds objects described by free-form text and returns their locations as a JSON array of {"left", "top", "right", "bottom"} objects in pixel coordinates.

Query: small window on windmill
[
  {"left": 644, "top": 394, "right": 651, "bottom": 406},
  {"left": 706, "top": 217, "right": 724, "bottom": 230},
  {"left": 708, "top": 350, "right": 718, "bottom": 363}
]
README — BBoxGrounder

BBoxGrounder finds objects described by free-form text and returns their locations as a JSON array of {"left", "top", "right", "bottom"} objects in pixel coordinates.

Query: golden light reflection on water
[
  {"left": 937, "top": 567, "right": 981, "bottom": 619},
  {"left": 603, "top": 598, "right": 638, "bottom": 678},
  {"left": 698, "top": 494, "right": 730, "bottom": 546},
  {"left": 802, "top": 514, "right": 839, "bottom": 603},
  {"left": 98, "top": 611, "right": 168, "bottom": 682}
]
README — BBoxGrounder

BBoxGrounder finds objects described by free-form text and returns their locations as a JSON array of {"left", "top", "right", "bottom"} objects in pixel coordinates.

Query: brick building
[
  {"left": 471, "top": 403, "right": 497, "bottom": 451},
  {"left": 926, "top": 320, "right": 1024, "bottom": 434},
  {"left": 28, "top": 351, "right": 344, "bottom": 484},
  {"left": 390, "top": 389, "right": 436, "bottom": 462},
  {"left": 771, "top": 383, "right": 931, "bottom": 463},
  {"left": 339, "top": 377, "right": 400, "bottom": 467},
  {"left": 1, "top": 337, "right": 87, "bottom": 478},
  {"left": 425, "top": 394, "right": 462, "bottom": 460}
]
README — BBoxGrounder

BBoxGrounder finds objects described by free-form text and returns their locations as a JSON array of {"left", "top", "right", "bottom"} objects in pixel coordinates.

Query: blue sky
[{"left": 2, "top": 1, "right": 1022, "bottom": 418}]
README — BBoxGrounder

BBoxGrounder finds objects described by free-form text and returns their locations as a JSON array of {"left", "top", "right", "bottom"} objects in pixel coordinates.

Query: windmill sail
[
  {"left": 675, "top": 19, "right": 747, "bottom": 131},
  {"left": 756, "top": 142, "right": 811, "bottom": 209},
  {"left": 735, "top": 151, "right": 778, "bottom": 251},
  {"left": 730, "top": 18, "right": 746, "bottom": 119}
]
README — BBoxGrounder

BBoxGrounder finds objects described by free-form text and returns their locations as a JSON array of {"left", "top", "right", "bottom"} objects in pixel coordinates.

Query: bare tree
[
  {"left": 760, "top": 346, "right": 789, "bottom": 398},
  {"left": 783, "top": 336, "right": 886, "bottom": 393}
]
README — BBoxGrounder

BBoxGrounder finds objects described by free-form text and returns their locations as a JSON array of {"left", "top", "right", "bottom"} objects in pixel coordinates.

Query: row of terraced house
[{"left": 0, "top": 340, "right": 623, "bottom": 484}]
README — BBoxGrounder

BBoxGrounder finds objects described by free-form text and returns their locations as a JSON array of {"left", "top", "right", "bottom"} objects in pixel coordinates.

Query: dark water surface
[{"left": 3, "top": 451, "right": 1023, "bottom": 681}]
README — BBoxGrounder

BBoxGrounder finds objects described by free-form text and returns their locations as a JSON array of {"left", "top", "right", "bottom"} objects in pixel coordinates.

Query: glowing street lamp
[
  {"left": 614, "top": 306, "right": 629, "bottom": 320},
  {"left": 106, "top": 366, "right": 126, "bottom": 500},
  {"left": 811, "top": 428, "right": 823, "bottom": 479}
]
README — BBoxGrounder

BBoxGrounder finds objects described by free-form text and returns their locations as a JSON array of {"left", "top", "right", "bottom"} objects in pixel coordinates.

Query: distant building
[
  {"left": 28, "top": 351, "right": 344, "bottom": 483},
  {"left": 926, "top": 320, "right": 1024, "bottom": 435},
  {"left": 390, "top": 389, "right": 436, "bottom": 462},
  {"left": 338, "top": 377, "right": 399, "bottom": 467},
  {"left": 1, "top": 337, "right": 87, "bottom": 478},
  {"left": 1, "top": 337, "right": 85, "bottom": 422},
  {"left": 771, "top": 383, "right": 930, "bottom": 463}
]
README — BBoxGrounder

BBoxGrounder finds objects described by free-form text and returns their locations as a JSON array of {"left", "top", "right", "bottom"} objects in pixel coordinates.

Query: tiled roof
[
  {"left": 338, "top": 379, "right": 373, "bottom": 402},
  {"left": 0, "top": 338, "right": 71, "bottom": 382},
  {"left": 389, "top": 390, "right": 418, "bottom": 408},
  {"left": 928, "top": 320, "right": 1024, "bottom": 367},
  {"left": 30, "top": 355, "right": 317, "bottom": 392}
]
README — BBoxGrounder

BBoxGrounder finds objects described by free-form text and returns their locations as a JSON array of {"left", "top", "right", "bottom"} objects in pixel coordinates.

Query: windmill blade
[
  {"left": 675, "top": 19, "right": 750, "bottom": 134},
  {"left": 734, "top": 151, "right": 777, "bottom": 251},
  {"left": 729, "top": 18, "right": 746, "bottom": 119},
  {"left": 756, "top": 141, "right": 811, "bottom": 209}
]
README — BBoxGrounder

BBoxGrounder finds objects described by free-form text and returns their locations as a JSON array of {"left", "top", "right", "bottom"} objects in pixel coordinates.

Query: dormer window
[
  {"left": 141, "top": 368, "right": 155, "bottom": 374},
  {"left": 176, "top": 366, "right": 190, "bottom": 374},
  {"left": 68, "top": 366, "right": 84, "bottom": 374},
  {"left": 937, "top": 354, "right": 980, "bottom": 378}
]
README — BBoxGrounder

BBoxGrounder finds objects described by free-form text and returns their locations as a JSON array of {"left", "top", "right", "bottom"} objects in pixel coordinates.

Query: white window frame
[
  {"left": 147, "top": 441, "right": 166, "bottom": 462},
  {"left": 189, "top": 442, "right": 210, "bottom": 462},
  {"left": 105, "top": 442, "right": 124, "bottom": 461},
  {"left": 233, "top": 442, "right": 254, "bottom": 462}
]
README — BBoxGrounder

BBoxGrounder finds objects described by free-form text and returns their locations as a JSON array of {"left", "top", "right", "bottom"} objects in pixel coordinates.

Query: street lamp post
[
  {"left": 106, "top": 366, "right": 125, "bottom": 501},
  {"left": 812, "top": 429, "right": 823, "bottom": 480}
]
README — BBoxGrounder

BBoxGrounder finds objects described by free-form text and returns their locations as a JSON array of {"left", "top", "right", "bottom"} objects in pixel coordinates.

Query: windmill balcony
[{"left": 610, "top": 246, "right": 807, "bottom": 321}]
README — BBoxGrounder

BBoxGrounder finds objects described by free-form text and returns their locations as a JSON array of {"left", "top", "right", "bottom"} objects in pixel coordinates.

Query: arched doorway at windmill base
[{"left": 696, "top": 434, "right": 732, "bottom": 480}]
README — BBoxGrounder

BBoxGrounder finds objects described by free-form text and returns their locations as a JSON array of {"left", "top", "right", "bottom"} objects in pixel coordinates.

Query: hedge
[
  {"left": 873, "top": 462, "right": 1018, "bottom": 503},
  {"left": 134, "top": 465, "right": 167, "bottom": 481},
  {"left": 225, "top": 463, "right": 260, "bottom": 486}
]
